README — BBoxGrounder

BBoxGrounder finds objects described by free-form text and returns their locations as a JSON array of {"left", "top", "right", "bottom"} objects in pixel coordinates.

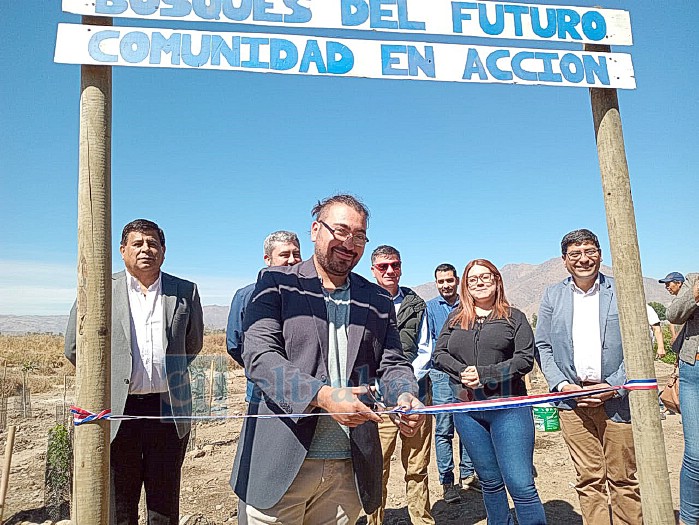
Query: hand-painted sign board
[
  {"left": 62, "top": 0, "right": 632, "bottom": 45},
  {"left": 55, "top": 23, "right": 636, "bottom": 89}
]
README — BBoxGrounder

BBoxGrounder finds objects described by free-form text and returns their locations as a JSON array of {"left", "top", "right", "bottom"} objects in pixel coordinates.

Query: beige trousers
[
  {"left": 238, "top": 458, "right": 362, "bottom": 525},
  {"left": 366, "top": 413, "right": 434, "bottom": 525},
  {"left": 559, "top": 405, "right": 642, "bottom": 525}
]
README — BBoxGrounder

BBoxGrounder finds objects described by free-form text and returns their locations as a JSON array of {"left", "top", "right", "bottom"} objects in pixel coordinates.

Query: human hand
[
  {"left": 314, "top": 385, "right": 382, "bottom": 427},
  {"left": 460, "top": 366, "right": 481, "bottom": 389},
  {"left": 393, "top": 392, "right": 426, "bottom": 437},
  {"left": 575, "top": 382, "right": 617, "bottom": 407}
]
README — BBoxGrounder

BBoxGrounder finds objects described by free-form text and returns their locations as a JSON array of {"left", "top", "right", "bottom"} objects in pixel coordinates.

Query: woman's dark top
[{"left": 433, "top": 307, "right": 535, "bottom": 401}]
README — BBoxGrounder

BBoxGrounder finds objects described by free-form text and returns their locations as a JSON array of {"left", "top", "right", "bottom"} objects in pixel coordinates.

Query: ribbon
[{"left": 70, "top": 379, "right": 657, "bottom": 426}]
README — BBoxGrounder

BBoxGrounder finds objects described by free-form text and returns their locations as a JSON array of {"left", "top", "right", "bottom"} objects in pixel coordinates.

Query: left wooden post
[{"left": 74, "top": 15, "right": 112, "bottom": 524}]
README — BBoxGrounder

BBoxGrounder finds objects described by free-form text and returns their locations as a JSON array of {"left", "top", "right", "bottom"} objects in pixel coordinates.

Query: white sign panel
[
  {"left": 55, "top": 23, "right": 636, "bottom": 89},
  {"left": 62, "top": 0, "right": 633, "bottom": 45}
]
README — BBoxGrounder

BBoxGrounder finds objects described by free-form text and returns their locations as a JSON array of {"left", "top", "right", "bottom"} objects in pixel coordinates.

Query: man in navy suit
[
  {"left": 535, "top": 228, "right": 641, "bottom": 524},
  {"left": 231, "top": 194, "right": 425, "bottom": 524}
]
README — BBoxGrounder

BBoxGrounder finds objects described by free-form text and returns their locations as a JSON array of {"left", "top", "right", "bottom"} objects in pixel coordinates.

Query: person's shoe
[
  {"left": 442, "top": 483, "right": 461, "bottom": 504},
  {"left": 460, "top": 473, "right": 482, "bottom": 493}
]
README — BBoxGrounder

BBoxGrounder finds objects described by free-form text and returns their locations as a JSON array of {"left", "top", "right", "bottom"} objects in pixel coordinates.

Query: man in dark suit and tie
[
  {"left": 231, "top": 194, "right": 426, "bottom": 524},
  {"left": 65, "top": 218, "right": 204, "bottom": 525}
]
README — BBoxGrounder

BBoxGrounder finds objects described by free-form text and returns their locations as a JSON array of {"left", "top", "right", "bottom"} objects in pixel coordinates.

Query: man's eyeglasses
[
  {"left": 318, "top": 220, "right": 369, "bottom": 247},
  {"left": 565, "top": 248, "right": 600, "bottom": 261},
  {"left": 467, "top": 273, "right": 495, "bottom": 287},
  {"left": 374, "top": 262, "right": 402, "bottom": 273}
]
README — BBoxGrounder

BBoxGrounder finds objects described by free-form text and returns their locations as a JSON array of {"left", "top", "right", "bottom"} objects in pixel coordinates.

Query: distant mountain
[
  {"left": 0, "top": 260, "right": 671, "bottom": 333},
  {"left": 0, "top": 305, "right": 229, "bottom": 335}
]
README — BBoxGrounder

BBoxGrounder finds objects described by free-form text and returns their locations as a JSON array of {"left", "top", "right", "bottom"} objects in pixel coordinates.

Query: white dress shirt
[
  {"left": 126, "top": 271, "right": 167, "bottom": 394},
  {"left": 571, "top": 278, "right": 602, "bottom": 383}
]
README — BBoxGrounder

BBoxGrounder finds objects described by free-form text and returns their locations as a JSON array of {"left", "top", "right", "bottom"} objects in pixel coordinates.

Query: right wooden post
[{"left": 586, "top": 43, "right": 675, "bottom": 525}]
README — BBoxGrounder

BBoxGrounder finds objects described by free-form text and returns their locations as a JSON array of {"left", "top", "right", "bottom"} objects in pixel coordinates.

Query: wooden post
[
  {"left": 208, "top": 359, "right": 216, "bottom": 417},
  {"left": 586, "top": 43, "right": 675, "bottom": 525},
  {"left": 0, "top": 425, "right": 17, "bottom": 522},
  {"left": 74, "top": 14, "right": 112, "bottom": 524}
]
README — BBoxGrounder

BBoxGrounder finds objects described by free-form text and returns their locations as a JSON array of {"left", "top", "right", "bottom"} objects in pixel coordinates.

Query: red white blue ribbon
[{"left": 70, "top": 379, "right": 657, "bottom": 425}]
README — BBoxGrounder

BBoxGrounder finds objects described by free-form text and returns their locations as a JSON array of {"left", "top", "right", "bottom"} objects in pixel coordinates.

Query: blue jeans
[
  {"left": 680, "top": 359, "right": 699, "bottom": 524},
  {"left": 454, "top": 407, "right": 546, "bottom": 525},
  {"left": 429, "top": 369, "right": 474, "bottom": 485}
]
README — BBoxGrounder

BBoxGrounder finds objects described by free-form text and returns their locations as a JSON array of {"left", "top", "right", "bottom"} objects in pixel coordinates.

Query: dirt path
[{"left": 0, "top": 363, "right": 682, "bottom": 524}]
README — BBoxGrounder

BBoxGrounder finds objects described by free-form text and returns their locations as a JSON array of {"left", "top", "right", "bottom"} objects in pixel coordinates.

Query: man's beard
[{"left": 315, "top": 246, "right": 356, "bottom": 277}]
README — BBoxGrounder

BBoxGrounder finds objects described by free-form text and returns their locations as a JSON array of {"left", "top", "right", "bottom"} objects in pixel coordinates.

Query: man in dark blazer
[
  {"left": 65, "top": 219, "right": 204, "bottom": 525},
  {"left": 231, "top": 194, "right": 425, "bottom": 524},
  {"left": 535, "top": 228, "right": 641, "bottom": 524}
]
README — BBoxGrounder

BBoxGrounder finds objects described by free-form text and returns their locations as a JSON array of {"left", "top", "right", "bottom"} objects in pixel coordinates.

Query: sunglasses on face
[{"left": 374, "top": 262, "right": 402, "bottom": 272}]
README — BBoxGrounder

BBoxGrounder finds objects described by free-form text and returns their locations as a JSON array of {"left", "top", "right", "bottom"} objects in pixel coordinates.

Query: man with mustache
[
  {"left": 231, "top": 194, "right": 425, "bottom": 524},
  {"left": 535, "top": 229, "right": 641, "bottom": 524},
  {"left": 65, "top": 219, "right": 204, "bottom": 524}
]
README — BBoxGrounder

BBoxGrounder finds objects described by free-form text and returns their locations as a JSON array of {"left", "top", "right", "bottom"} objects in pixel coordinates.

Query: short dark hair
[
  {"left": 121, "top": 219, "right": 165, "bottom": 247},
  {"left": 371, "top": 245, "right": 400, "bottom": 264},
  {"left": 561, "top": 229, "right": 600, "bottom": 256},
  {"left": 311, "top": 194, "right": 370, "bottom": 222},
  {"left": 434, "top": 263, "right": 457, "bottom": 279}
]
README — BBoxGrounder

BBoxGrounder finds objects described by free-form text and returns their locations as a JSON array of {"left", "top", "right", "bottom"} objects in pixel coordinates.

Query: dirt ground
[{"left": 0, "top": 361, "right": 683, "bottom": 525}]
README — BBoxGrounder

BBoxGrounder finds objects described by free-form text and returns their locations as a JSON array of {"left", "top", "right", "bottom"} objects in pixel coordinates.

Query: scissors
[{"left": 363, "top": 384, "right": 405, "bottom": 426}]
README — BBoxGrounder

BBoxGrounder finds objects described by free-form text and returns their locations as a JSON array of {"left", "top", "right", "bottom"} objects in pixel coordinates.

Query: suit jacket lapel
[
  {"left": 161, "top": 272, "right": 177, "bottom": 354},
  {"left": 347, "top": 273, "right": 369, "bottom": 380},
  {"left": 598, "top": 274, "right": 613, "bottom": 347},
  {"left": 298, "top": 260, "right": 329, "bottom": 370},
  {"left": 563, "top": 278, "right": 575, "bottom": 359},
  {"left": 114, "top": 271, "right": 131, "bottom": 354}
]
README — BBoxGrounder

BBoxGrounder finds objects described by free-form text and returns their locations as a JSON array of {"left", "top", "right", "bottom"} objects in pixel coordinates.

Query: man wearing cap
[{"left": 660, "top": 272, "right": 686, "bottom": 342}]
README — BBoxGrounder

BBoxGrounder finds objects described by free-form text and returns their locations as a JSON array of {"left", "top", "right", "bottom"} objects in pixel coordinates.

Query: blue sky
[{"left": 1, "top": 2, "right": 696, "bottom": 315}]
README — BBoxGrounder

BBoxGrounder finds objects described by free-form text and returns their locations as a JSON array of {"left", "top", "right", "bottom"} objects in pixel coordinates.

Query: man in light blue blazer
[
  {"left": 535, "top": 229, "right": 641, "bottom": 525},
  {"left": 65, "top": 219, "right": 204, "bottom": 525}
]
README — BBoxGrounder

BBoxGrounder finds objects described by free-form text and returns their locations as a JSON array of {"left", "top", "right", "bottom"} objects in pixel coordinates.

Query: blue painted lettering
[
  {"left": 504, "top": 4, "right": 528, "bottom": 37},
  {"left": 182, "top": 34, "right": 211, "bottom": 66},
  {"left": 129, "top": 0, "right": 159, "bottom": 16},
  {"left": 479, "top": 3, "right": 504, "bottom": 36},
  {"left": 530, "top": 7, "right": 556, "bottom": 38},
  {"left": 581, "top": 11, "right": 606, "bottom": 41},
  {"left": 370, "top": 0, "right": 398, "bottom": 30},
  {"left": 535, "top": 52, "right": 562, "bottom": 82},
  {"left": 88, "top": 30, "right": 119, "bottom": 63},
  {"left": 120, "top": 31, "right": 150, "bottom": 63},
  {"left": 559, "top": 53, "right": 583, "bottom": 83},
  {"left": 397, "top": 0, "right": 425, "bottom": 30},
  {"left": 462, "top": 48, "right": 487, "bottom": 80},
  {"left": 210, "top": 35, "right": 240, "bottom": 66},
  {"left": 222, "top": 0, "right": 252, "bottom": 21},
  {"left": 270, "top": 38, "right": 298, "bottom": 70},
  {"left": 192, "top": 0, "right": 221, "bottom": 20},
  {"left": 95, "top": 0, "right": 128, "bottom": 14},
  {"left": 150, "top": 32, "right": 182, "bottom": 64},
  {"left": 326, "top": 42, "right": 354, "bottom": 74},
  {"left": 557, "top": 9, "right": 581, "bottom": 40},
  {"left": 253, "top": 0, "right": 282, "bottom": 22},
  {"left": 408, "top": 46, "right": 435, "bottom": 77},
  {"left": 282, "top": 0, "right": 312, "bottom": 23},
  {"left": 340, "top": 0, "right": 368, "bottom": 26},
  {"left": 511, "top": 51, "right": 536, "bottom": 81},
  {"left": 381, "top": 45, "right": 407, "bottom": 76},
  {"left": 241, "top": 37, "right": 270, "bottom": 68},
  {"left": 486, "top": 49, "right": 512, "bottom": 81},
  {"left": 299, "top": 40, "right": 326, "bottom": 74},
  {"left": 160, "top": 0, "right": 192, "bottom": 17},
  {"left": 583, "top": 54, "right": 610, "bottom": 85},
  {"left": 451, "top": 2, "right": 476, "bottom": 34}
]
